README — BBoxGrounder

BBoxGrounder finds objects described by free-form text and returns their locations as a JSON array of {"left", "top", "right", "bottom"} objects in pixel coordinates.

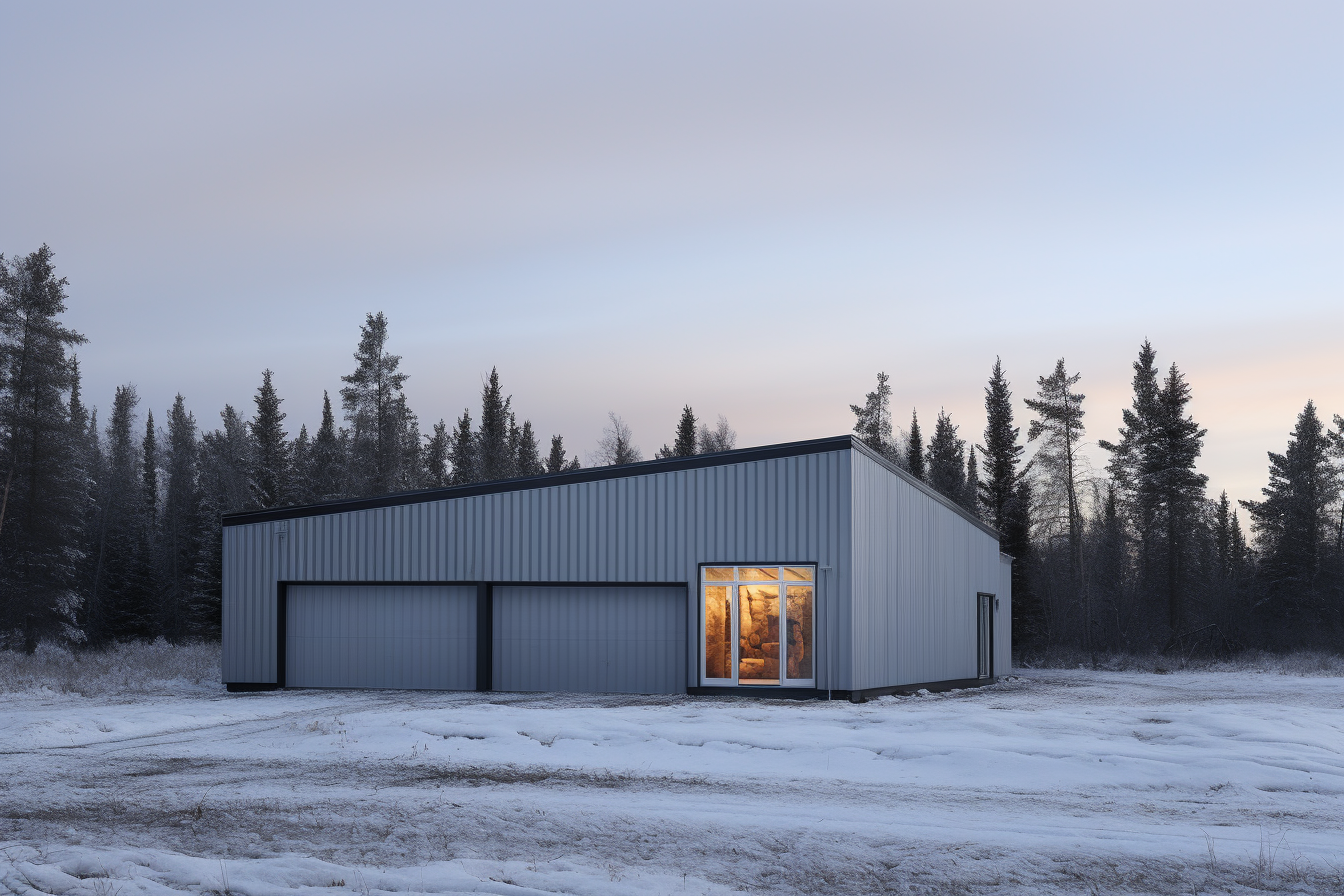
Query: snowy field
[{"left": 2, "top": 646, "right": 1342, "bottom": 895}]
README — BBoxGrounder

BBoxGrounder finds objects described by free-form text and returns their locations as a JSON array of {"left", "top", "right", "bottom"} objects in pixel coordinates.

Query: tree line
[
  {"left": 0, "top": 246, "right": 743, "bottom": 650},
  {"left": 850, "top": 350, "right": 1344, "bottom": 656},
  {"left": 3, "top": 245, "right": 1342, "bottom": 655}
]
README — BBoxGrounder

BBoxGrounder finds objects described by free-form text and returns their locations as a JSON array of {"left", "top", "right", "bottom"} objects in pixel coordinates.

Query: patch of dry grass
[
  {"left": 1020, "top": 646, "right": 1344, "bottom": 676},
  {"left": 0, "top": 639, "right": 222, "bottom": 696}
]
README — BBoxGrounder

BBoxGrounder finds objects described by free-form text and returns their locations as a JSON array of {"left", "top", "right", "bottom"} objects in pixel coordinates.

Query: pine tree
[
  {"left": 1241, "top": 401, "right": 1338, "bottom": 626},
  {"left": 851, "top": 372, "right": 898, "bottom": 461},
  {"left": 963, "top": 445, "right": 979, "bottom": 516},
  {"left": 1025, "top": 358, "right": 1087, "bottom": 587},
  {"left": 449, "top": 409, "right": 477, "bottom": 485},
  {"left": 423, "top": 420, "right": 451, "bottom": 488},
  {"left": 476, "top": 367, "right": 513, "bottom": 481},
  {"left": 927, "top": 410, "right": 966, "bottom": 503},
  {"left": 250, "top": 370, "right": 288, "bottom": 508},
  {"left": 309, "top": 391, "right": 345, "bottom": 500},
  {"left": 0, "top": 246, "right": 88, "bottom": 647},
  {"left": 697, "top": 415, "right": 737, "bottom": 454},
  {"left": 594, "top": 413, "right": 641, "bottom": 465},
  {"left": 907, "top": 409, "right": 925, "bottom": 481},
  {"left": 340, "top": 312, "right": 412, "bottom": 495}
]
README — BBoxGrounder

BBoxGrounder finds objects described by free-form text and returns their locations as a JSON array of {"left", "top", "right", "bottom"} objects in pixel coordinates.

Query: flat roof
[{"left": 223, "top": 433, "right": 998, "bottom": 538}]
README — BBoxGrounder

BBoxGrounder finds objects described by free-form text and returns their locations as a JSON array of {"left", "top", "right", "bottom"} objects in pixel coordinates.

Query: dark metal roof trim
[{"left": 223, "top": 434, "right": 855, "bottom": 527}]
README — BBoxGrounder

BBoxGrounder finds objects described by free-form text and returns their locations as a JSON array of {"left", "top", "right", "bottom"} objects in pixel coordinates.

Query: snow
[{"left": 2, "top": 668, "right": 1342, "bottom": 894}]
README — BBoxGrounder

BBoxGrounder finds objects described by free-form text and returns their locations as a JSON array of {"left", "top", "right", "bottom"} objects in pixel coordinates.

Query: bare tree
[
  {"left": 591, "top": 413, "right": 642, "bottom": 466},
  {"left": 697, "top": 415, "right": 736, "bottom": 454}
]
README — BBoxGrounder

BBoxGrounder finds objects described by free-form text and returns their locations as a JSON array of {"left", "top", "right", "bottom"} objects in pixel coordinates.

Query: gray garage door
[
  {"left": 285, "top": 584, "right": 477, "bottom": 690},
  {"left": 493, "top": 585, "right": 686, "bottom": 694}
]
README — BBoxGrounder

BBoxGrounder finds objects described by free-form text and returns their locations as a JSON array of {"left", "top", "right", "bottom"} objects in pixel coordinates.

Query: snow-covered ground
[{"left": 2, "top": 661, "right": 1341, "bottom": 894}]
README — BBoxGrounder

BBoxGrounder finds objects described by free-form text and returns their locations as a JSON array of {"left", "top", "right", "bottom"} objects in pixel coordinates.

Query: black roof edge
[
  {"left": 223, "top": 434, "right": 856, "bottom": 527},
  {"left": 848, "top": 438, "right": 1002, "bottom": 541}
]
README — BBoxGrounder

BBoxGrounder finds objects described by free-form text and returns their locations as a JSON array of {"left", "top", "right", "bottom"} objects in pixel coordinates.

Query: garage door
[
  {"left": 285, "top": 584, "right": 477, "bottom": 689},
  {"left": 493, "top": 585, "right": 686, "bottom": 694}
]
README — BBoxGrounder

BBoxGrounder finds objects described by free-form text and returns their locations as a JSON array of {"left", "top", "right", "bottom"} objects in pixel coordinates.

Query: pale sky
[{"left": 2, "top": 1, "right": 1340, "bottom": 507}]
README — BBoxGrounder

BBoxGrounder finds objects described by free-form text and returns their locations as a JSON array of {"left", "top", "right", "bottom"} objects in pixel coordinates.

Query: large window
[{"left": 701, "top": 565, "right": 815, "bottom": 687}]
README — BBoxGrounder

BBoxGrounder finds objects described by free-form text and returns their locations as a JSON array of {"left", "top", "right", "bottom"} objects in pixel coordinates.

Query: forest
[{"left": 2, "top": 245, "right": 1342, "bottom": 657}]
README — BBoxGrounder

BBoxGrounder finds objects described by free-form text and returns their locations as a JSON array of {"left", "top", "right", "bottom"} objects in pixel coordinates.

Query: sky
[{"left": 1, "top": 1, "right": 1340, "bottom": 507}]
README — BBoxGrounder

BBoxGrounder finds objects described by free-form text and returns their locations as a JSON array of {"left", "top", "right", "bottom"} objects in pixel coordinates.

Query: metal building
[{"left": 222, "top": 435, "right": 1011, "bottom": 699}]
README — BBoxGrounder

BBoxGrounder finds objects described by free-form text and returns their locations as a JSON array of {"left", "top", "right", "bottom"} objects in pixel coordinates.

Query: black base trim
[
  {"left": 688, "top": 677, "right": 996, "bottom": 703},
  {"left": 688, "top": 686, "right": 830, "bottom": 700},
  {"left": 226, "top": 682, "right": 280, "bottom": 692},
  {"left": 848, "top": 677, "right": 993, "bottom": 703}
]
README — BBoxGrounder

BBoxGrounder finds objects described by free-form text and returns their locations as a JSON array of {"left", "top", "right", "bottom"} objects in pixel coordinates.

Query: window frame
[{"left": 698, "top": 562, "right": 817, "bottom": 688}]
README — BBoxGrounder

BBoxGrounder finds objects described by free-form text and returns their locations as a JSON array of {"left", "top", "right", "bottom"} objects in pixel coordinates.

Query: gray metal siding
[
  {"left": 223, "top": 450, "right": 851, "bottom": 688},
  {"left": 493, "top": 586, "right": 686, "bottom": 694},
  {"left": 997, "top": 554, "right": 1013, "bottom": 676},
  {"left": 285, "top": 584, "right": 476, "bottom": 689},
  {"left": 849, "top": 451, "right": 1003, "bottom": 690}
]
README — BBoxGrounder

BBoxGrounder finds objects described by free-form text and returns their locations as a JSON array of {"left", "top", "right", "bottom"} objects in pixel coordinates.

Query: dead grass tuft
[{"left": 0, "top": 639, "right": 222, "bottom": 696}]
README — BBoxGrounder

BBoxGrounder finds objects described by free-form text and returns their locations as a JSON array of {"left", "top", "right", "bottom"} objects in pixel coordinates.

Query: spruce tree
[
  {"left": 340, "top": 312, "right": 412, "bottom": 495},
  {"left": 288, "top": 424, "right": 313, "bottom": 504},
  {"left": 515, "top": 419, "right": 543, "bottom": 476},
  {"left": 851, "top": 372, "right": 897, "bottom": 461},
  {"left": 449, "top": 409, "right": 477, "bottom": 485},
  {"left": 142, "top": 410, "right": 158, "bottom": 525},
  {"left": 0, "top": 246, "right": 88, "bottom": 647},
  {"left": 658, "top": 405, "right": 700, "bottom": 459},
  {"left": 193, "top": 404, "right": 255, "bottom": 638},
  {"left": 160, "top": 394, "right": 205, "bottom": 641},
  {"left": 423, "top": 419, "right": 451, "bottom": 488},
  {"left": 309, "top": 391, "right": 345, "bottom": 500},
  {"left": 979, "top": 357, "right": 1025, "bottom": 529},
  {"left": 963, "top": 445, "right": 979, "bottom": 516},
  {"left": 476, "top": 367, "right": 513, "bottom": 481},
  {"left": 1329, "top": 414, "right": 1344, "bottom": 554},
  {"left": 1144, "top": 363, "right": 1208, "bottom": 632},
  {"left": 86, "top": 385, "right": 153, "bottom": 643},
  {"left": 1241, "top": 401, "right": 1338, "bottom": 625},
  {"left": 1025, "top": 358, "right": 1087, "bottom": 586},
  {"left": 674, "top": 406, "right": 698, "bottom": 457},
  {"left": 927, "top": 409, "right": 966, "bottom": 503},
  {"left": 1099, "top": 341, "right": 1163, "bottom": 607},
  {"left": 907, "top": 409, "right": 925, "bottom": 481},
  {"left": 249, "top": 370, "right": 288, "bottom": 508},
  {"left": 545, "top": 435, "right": 580, "bottom": 473}
]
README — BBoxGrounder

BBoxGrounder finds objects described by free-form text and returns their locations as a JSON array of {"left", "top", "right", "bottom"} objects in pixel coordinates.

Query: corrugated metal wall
[
  {"left": 493, "top": 585, "right": 685, "bottom": 694},
  {"left": 848, "top": 450, "right": 1004, "bottom": 690},
  {"left": 286, "top": 584, "right": 476, "bottom": 689},
  {"left": 223, "top": 450, "right": 851, "bottom": 688},
  {"left": 997, "top": 554, "right": 1013, "bottom": 676}
]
